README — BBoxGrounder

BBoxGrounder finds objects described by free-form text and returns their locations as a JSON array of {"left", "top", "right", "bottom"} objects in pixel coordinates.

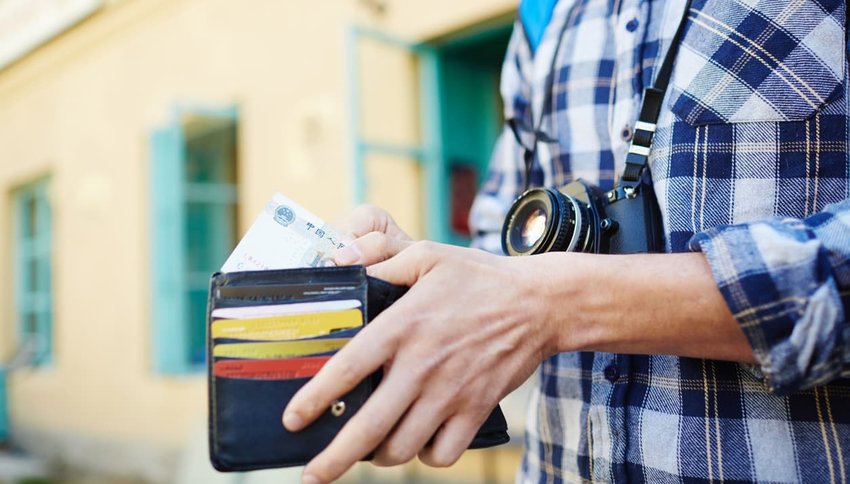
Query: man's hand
[
  {"left": 283, "top": 240, "right": 556, "bottom": 483},
  {"left": 332, "top": 204, "right": 413, "bottom": 266},
  {"left": 282, "top": 205, "right": 754, "bottom": 484}
]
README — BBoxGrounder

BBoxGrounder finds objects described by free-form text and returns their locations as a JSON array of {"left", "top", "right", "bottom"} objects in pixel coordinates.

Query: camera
[{"left": 501, "top": 177, "right": 665, "bottom": 256}]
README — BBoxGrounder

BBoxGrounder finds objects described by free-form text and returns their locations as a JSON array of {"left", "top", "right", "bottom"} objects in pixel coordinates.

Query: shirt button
[
  {"left": 626, "top": 18, "right": 639, "bottom": 32},
  {"left": 621, "top": 126, "right": 633, "bottom": 141},
  {"left": 604, "top": 364, "right": 619, "bottom": 383}
]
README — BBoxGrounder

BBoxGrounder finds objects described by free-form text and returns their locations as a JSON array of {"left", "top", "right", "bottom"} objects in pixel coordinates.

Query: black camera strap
[
  {"left": 620, "top": 0, "right": 694, "bottom": 190},
  {"left": 511, "top": 11, "right": 572, "bottom": 192}
]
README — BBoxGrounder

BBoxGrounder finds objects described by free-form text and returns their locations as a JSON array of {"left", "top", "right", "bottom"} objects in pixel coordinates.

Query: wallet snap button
[{"left": 331, "top": 400, "right": 346, "bottom": 417}]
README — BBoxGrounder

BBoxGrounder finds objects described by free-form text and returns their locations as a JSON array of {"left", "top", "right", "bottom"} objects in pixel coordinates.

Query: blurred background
[{"left": 0, "top": 0, "right": 528, "bottom": 482}]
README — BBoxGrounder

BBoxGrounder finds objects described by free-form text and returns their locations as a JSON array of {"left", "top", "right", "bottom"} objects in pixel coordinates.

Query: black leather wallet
[{"left": 207, "top": 265, "right": 509, "bottom": 472}]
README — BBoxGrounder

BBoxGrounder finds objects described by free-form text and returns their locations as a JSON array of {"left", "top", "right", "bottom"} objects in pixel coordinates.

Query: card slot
[
  {"left": 212, "top": 287, "right": 366, "bottom": 309},
  {"left": 211, "top": 306, "right": 363, "bottom": 337},
  {"left": 212, "top": 325, "right": 362, "bottom": 345},
  {"left": 210, "top": 375, "right": 371, "bottom": 470},
  {"left": 213, "top": 355, "right": 332, "bottom": 380},
  {"left": 212, "top": 351, "right": 342, "bottom": 361},
  {"left": 212, "top": 350, "right": 340, "bottom": 364},
  {"left": 212, "top": 338, "right": 350, "bottom": 360},
  {"left": 211, "top": 299, "right": 363, "bottom": 320},
  {"left": 217, "top": 282, "right": 364, "bottom": 300},
  {"left": 214, "top": 265, "right": 367, "bottom": 288}
]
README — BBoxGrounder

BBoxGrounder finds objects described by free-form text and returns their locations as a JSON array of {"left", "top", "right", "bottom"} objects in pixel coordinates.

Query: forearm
[{"left": 530, "top": 251, "right": 756, "bottom": 363}]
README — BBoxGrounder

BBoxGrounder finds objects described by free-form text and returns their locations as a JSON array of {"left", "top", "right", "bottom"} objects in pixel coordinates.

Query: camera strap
[
  {"left": 512, "top": 9, "right": 573, "bottom": 192},
  {"left": 620, "top": 0, "right": 694, "bottom": 189}
]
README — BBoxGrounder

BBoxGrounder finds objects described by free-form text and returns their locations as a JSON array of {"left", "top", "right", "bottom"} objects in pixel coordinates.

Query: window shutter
[
  {"left": 0, "top": 368, "right": 7, "bottom": 442},
  {"left": 150, "top": 123, "right": 188, "bottom": 374}
]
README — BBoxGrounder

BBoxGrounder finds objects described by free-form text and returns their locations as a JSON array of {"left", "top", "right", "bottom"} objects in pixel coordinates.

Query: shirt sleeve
[
  {"left": 470, "top": 22, "right": 532, "bottom": 255},
  {"left": 469, "top": 127, "right": 526, "bottom": 254},
  {"left": 689, "top": 198, "right": 850, "bottom": 395}
]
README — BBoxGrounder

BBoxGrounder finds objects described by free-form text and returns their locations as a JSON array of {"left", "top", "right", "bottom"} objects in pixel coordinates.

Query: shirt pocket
[{"left": 668, "top": 0, "right": 846, "bottom": 126}]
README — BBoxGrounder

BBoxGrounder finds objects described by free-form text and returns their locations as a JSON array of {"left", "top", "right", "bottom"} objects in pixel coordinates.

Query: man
[{"left": 284, "top": 0, "right": 850, "bottom": 482}]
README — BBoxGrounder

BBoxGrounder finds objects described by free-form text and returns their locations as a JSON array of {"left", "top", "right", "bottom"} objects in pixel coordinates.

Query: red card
[{"left": 214, "top": 356, "right": 331, "bottom": 380}]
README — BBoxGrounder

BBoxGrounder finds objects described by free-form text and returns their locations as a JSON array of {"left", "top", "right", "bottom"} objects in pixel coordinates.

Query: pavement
[{"left": 0, "top": 449, "right": 49, "bottom": 483}]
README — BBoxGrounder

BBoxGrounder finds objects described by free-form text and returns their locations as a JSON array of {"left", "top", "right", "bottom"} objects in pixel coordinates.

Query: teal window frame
[
  {"left": 347, "top": 23, "right": 512, "bottom": 245},
  {"left": 0, "top": 367, "right": 7, "bottom": 442},
  {"left": 12, "top": 177, "right": 53, "bottom": 365},
  {"left": 150, "top": 105, "right": 238, "bottom": 374}
]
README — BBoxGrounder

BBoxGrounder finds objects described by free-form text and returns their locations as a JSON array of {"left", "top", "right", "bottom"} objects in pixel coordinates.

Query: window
[
  {"left": 12, "top": 177, "right": 53, "bottom": 365},
  {"left": 150, "top": 109, "right": 238, "bottom": 373}
]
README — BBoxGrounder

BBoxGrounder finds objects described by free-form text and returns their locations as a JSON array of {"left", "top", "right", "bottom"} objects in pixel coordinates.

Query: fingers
[
  {"left": 334, "top": 204, "right": 387, "bottom": 238},
  {"left": 418, "top": 412, "right": 484, "bottom": 468},
  {"left": 337, "top": 204, "right": 413, "bottom": 241},
  {"left": 373, "top": 397, "right": 450, "bottom": 466},
  {"left": 283, "top": 323, "right": 397, "bottom": 431},
  {"left": 301, "top": 364, "right": 422, "bottom": 483},
  {"left": 333, "top": 231, "right": 413, "bottom": 266}
]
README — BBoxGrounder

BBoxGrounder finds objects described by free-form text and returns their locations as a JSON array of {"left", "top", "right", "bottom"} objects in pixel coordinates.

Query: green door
[{"left": 433, "top": 26, "right": 511, "bottom": 245}]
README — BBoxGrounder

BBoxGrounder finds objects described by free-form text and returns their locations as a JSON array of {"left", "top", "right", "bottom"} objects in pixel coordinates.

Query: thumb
[{"left": 333, "top": 231, "right": 413, "bottom": 267}]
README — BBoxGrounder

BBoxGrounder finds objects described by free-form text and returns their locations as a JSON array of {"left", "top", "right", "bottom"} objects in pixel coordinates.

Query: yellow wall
[{"left": 0, "top": 0, "right": 517, "bottom": 480}]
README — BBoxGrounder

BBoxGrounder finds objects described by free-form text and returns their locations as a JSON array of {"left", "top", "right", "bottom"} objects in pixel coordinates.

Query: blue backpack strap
[{"left": 519, "top": 0, "right": 558, "bottom": 53}]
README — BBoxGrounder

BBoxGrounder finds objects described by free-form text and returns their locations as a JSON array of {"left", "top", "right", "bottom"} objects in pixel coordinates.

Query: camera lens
[
  {"left": 501, "top": 188, "right": 592, "bottom": 255},
  {"left": 510, "top": 201, "right": 548, "bottom": 251},
  {"left": 519, "top": 206, "right": 548, "bottom": 249}
]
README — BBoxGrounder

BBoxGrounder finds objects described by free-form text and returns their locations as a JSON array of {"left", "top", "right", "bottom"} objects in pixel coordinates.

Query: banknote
[{"left": 221, "top": 193, "right": 350, "bottom": 272}]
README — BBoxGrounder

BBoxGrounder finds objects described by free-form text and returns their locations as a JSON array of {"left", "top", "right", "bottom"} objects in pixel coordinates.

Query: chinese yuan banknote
[{"left": 220, "top": 193, "right": 349, "bottom": 272}]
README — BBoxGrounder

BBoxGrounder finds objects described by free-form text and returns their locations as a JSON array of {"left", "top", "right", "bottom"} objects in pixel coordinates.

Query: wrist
[{"left": 519, "top": 252, "right": 604, "bottom": 356}]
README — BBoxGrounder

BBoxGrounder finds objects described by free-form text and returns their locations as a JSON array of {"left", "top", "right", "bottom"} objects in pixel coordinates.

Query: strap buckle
[{"left": 621, "top": 87, "right": 665, "bottom": 185}]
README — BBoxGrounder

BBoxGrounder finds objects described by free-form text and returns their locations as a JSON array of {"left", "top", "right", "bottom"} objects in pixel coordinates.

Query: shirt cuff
[{"left": 688, "top": 219, "right": 845, "bottom": 395}]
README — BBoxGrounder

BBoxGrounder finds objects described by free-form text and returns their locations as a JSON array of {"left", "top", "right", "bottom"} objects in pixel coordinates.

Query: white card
[{"left": 210, "top": 299, "right": 363, "bottom": 319}]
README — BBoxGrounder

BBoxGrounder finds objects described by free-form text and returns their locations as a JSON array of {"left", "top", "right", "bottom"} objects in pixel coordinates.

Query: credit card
[
  {"left": 213, "top": 326, "right": 362, "bottom": 346},
  {"left": 213, "top": 356, "right": 331, "bottom": 380},
  {"left": 211, "top": 300, "right": 362, "bottom": 320},
  {"left": 211, "top": 308, "right": 363, "bottom": 341},
  {"left": 213, "top": 339, "right": 348, "bottom": 359}
]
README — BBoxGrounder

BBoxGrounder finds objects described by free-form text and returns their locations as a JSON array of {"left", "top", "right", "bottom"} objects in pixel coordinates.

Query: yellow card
[
  {"left": 213, "top": 339, "right": 348, "bottom": 359},
  {"left": 212, "top": 309, "right": 363, "bottom": 341}
]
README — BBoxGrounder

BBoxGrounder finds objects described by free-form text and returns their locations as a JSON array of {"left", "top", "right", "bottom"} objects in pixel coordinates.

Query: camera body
[{"left": 501, "top": 178, "right": 665, "bottom": 256}]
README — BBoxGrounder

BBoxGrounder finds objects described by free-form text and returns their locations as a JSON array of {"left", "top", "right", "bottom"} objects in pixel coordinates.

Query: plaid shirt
[{"left": 469, "top": 0, "right": 850, "bottom": 482}]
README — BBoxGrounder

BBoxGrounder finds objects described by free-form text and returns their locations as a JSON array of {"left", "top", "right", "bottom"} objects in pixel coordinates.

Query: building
[{"left": 0, "top": 0, "right": 525, "bottom": 482}]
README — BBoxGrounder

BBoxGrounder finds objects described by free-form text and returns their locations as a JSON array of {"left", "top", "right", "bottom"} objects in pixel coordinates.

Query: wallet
[{"left": 207, "top": 265, "right": 509, "bottom": 472}]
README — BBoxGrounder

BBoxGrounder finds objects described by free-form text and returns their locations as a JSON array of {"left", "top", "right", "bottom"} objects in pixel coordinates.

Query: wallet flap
[{"left": 365, "top": 275, "right": 407, "bottom": 321}]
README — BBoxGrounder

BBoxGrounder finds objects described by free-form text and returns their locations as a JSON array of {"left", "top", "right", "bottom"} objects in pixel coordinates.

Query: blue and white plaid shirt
[{"left": 470, "top": 0, "right": 850, "bottom": 481}]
